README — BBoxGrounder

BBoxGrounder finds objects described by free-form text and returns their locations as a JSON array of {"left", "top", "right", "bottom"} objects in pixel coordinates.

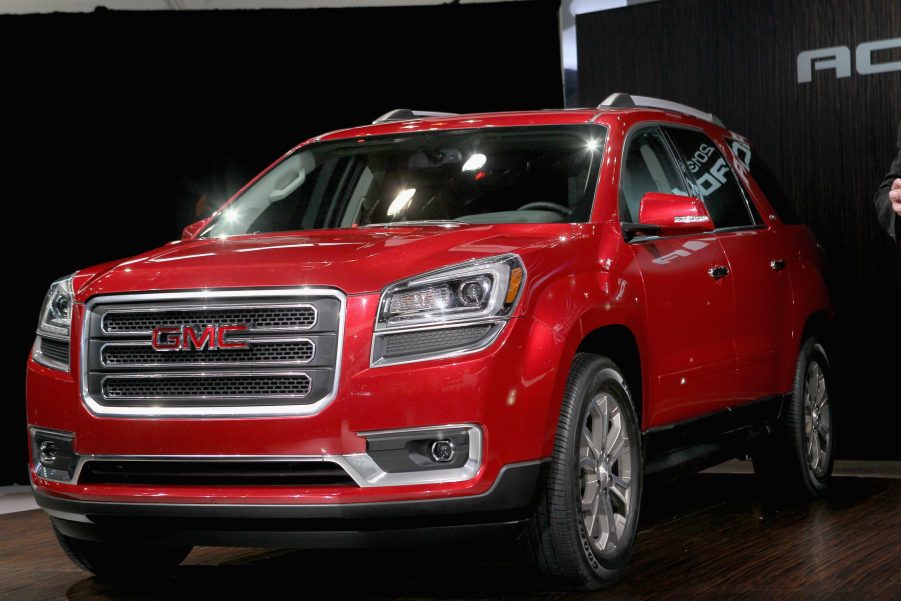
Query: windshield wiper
[{"left": 361, "top": 220, "right": 465, "bottom": 228}]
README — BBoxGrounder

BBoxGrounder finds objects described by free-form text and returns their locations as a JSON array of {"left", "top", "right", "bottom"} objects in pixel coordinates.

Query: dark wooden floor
[{"left": 1, "top": 474, "right": 898, "bottom": 601}]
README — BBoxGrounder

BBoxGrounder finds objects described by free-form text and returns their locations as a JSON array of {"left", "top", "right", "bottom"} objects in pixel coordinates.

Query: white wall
[{"left": 0, "top": 0, "right": 521, "bottom": 14}]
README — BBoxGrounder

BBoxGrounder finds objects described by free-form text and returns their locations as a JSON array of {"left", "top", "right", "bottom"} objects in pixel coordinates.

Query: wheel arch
[
  {"left": 530, "top": 307, "right": 649, "bottom": 458},
  {"left": 775, "top": 307, "right": 833, "bottom": 398},
  {"left": 575, "top": 325, "right": 644, "bottom": 427},
  {"left": 801, "top": 310, "right": 833, "bottom": 358},
  {"left": 522, "top": 254, "right": 649, "bottom": 458},
  {"left": 778, "top": 225, "right": 833, "bottom": 391}
]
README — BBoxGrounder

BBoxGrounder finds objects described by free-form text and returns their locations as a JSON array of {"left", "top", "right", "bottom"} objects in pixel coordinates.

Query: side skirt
[{"left": 643, "top": 395, "right": 788, "bottom": 478}]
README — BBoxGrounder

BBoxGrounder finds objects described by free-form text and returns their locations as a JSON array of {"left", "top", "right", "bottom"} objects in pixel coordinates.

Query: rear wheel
[
  {"left": 753, "top": 338, "right": 834, "bottom": 497},
  {"left": 53, "top": 524, "right": 192, "bottom": 579},
  {"left": 519, "top": 353, "right": 642, "bottom": 590}
]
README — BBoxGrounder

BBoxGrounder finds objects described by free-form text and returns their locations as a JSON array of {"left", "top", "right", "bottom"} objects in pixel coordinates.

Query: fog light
[
  {"left": 39, "top": 441, "right": 58, "bottom": 465},
  {"left": 30, "top": 427, "right": 77, "bottom": 483},
  {"left": 431, "top": 439, "right": 456, "bottom": 463}
]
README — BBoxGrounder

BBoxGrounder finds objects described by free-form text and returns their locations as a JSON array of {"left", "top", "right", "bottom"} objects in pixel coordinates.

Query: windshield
[{"left": 202, "top": 125, "right": 606, "bottom": 237}]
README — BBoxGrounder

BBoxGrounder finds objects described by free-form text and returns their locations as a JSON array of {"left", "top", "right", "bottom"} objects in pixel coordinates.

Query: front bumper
[
  {"left": 40, "top": 461, "right": 545, "bottom": 547},
  {"left": 27, "top": 289, "right": 563, "bottom": 539}
]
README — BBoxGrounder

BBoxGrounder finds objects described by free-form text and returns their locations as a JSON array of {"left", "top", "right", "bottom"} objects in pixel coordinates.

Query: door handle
[
  {"left": 770, "top": 259, "right": 786, "bottom": 271},
  {"left": 708, "top": 265, "right": 729, "bottom": 280}
]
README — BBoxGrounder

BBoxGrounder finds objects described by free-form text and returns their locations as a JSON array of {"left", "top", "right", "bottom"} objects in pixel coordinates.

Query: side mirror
[
  {"left": 181, "top": 219, "right": 206, "bottom": 240},
  {"left": 633, "top": 192, "right": 713, "bottom": 236}
]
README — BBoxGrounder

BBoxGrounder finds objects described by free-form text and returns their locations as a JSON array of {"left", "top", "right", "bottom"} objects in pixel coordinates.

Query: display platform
[{"left": 1, "top": 472, "right": 897, "bottom": 600}]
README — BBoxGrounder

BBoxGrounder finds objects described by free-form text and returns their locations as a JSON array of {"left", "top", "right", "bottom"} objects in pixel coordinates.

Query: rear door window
[{"left": 665, "top": 128, "right": 756, "bottom": 229}]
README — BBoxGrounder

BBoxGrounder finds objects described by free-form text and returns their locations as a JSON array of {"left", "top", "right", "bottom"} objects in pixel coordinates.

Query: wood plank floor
[{"left": 0, "top": 474, "right": 898, "bottom": 600}]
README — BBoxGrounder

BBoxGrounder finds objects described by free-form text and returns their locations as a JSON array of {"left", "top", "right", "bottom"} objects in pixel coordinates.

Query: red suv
[{"left": 27, "top": 94, "right": 834, "bottom": 590}]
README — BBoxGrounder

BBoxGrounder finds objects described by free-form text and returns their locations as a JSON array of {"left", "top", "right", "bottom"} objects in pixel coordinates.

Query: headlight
[
  {"left": 372, "top": 254, "right": 525, "bottom": 366},
  {"left": 32, "top": 274, "right": 74, "bottom": 371}
]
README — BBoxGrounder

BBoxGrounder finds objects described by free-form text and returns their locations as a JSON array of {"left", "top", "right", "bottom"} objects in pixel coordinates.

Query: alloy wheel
[
  {"left": 803, "top": 360, "right": 831, "bottom": 478},
  {"left": 579, "top": 392, "right": 633, "bottom": 553}
]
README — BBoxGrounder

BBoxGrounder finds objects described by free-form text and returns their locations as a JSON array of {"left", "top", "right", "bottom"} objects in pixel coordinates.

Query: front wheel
[
  {"left": 753, "top": 337, "right": 834, "bottom": 497},
  {"left": 519, "top": 353, "right": 643, "bottom": 590}
]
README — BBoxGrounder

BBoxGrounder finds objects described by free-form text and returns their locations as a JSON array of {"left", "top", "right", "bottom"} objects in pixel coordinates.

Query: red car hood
[{"left": 74, "top": 223, "right": 580, "bottom": 300}]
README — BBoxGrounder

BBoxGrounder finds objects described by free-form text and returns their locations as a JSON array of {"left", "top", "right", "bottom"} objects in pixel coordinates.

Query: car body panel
[
  {"left": 26, "top": 105, "right": 832, "bottom": 543},
  {"left": 73, "top": 224, "right": 574, "bottom": 300}
]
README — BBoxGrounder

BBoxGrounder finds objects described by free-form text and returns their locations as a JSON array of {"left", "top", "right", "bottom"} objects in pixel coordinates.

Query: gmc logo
[
  {"left": 151, "top": 325, "right": 249, "bottom": 351},
  {"left": 797, "top": 37, "right": 901, "bottom": 83}
]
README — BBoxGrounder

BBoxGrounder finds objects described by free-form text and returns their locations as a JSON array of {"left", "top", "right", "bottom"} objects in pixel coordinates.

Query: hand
[{"left": 892, "top": 178, "right": 901, "bottom": 216}]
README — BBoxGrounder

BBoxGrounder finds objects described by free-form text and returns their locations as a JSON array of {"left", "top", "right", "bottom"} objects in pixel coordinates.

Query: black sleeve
[{"left": 874, "top": 121, "right": 901, "bottom": 241}]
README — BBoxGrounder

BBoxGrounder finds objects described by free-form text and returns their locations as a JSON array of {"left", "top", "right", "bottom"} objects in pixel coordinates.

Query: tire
[
  {"left": 519, "top": 353, "right": 643, "bottom": 590},
  {"left": 753, "top": 337, "right": 834, "bottom": 497},
  {"left": 53, "top": 524, "right": 192, "bottom": 579}
]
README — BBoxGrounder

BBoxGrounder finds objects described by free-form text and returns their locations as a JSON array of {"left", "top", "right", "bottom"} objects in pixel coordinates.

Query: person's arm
[{"left": 874, "top": 122, "right": 901, "bottom": 241}]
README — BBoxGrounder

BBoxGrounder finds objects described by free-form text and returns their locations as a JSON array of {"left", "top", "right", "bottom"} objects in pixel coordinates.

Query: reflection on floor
[
  {"left": 701, "top": 459, "right": 901, "bottom": 479},
  {"left": 0, "top": 486, "right": 37, "bottom": 516},
  {"left": 1, "top": 473, "right": 898, "bottom": 600}
]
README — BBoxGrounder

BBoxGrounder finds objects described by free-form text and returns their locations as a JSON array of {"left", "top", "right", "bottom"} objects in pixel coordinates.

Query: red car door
[
  {"left": 620, "top": 127, "right": 737, "bottom": 427},
  {"left": 665, "top": 128, "right": 791, "bottom": 403}
]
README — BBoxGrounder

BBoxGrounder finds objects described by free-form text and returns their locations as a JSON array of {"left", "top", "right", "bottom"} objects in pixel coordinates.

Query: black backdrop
[
  {"left": 3, "top": 1, "right": 897, "bottom": 486},
  {"left": 0, "top": 2, "right": 564, "bottom": 485},
  {"left": 578, "top": 0, "right": 901, "bottom": 460}
]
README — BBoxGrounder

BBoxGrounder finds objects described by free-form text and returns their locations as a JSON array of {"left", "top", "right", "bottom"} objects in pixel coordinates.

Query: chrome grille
[
  {"left": 102, "top": 305, "right": 317, "bottom": 333},
  {"left": 82, "top": 289, "right": 344, "bottom": 417},
  {"left": 101, "top": 339, "right": 315, "bottom": 366},
  {"left": 102, "top": 373, "right": 312, "bottom": 400}
]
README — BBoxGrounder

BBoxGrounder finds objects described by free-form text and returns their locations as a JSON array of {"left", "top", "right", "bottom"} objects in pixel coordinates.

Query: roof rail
[
  {"left": 599, "top": 93, "right": 725, "bottom": 128},
  {"left": 372, "top": 109, "right": 459, "bottom": 124}
]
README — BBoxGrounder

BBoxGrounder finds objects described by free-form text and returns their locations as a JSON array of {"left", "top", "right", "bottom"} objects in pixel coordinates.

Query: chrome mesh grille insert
[
  {"left": 102, "top": 305, "right": 316, "bottom": 333},
  {"left": 83, "top": 290, "right": 343, "bottom": 416},
  {"left": 102, "top": 340, "right": 315, "bottom": 366},
  {"left": 102, "top": 374, "right": 312, "bottom": 399}
]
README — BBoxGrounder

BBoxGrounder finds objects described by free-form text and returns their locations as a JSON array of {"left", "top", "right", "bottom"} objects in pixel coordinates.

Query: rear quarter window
[{"left": 727, "top": 138, "right": 801, "bottom": 225}]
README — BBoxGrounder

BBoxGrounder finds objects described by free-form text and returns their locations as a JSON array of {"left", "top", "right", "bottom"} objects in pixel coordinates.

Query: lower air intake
[{"left": 78, "top": 460, "right": 357, "bottom": 487}]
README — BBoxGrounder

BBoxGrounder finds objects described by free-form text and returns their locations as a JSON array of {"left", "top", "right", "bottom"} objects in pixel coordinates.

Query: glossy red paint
[
  {"left": 74, "top": 224, "right": 575, "bottom": 300},
  {"left": 181, "top": 220, "right": 205, "bottom": 240},
  {"left": 637, "top": 192, "right": 713, "bottom": 235},
  {"left": 26, "top": 106, "right": 831, "bottom": 522}
]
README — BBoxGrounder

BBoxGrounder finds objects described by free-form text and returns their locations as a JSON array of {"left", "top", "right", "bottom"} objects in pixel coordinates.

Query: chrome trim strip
[
  {"left": 42, "top": 509, "right": 94, "bottom": 523},
  {"left": 371, "top": 317, "right": 505, "bottom": 337},
  {"left": 98, "top": 337, "right": 317, "bottom": 369},
  {"left": 342, "top": 424, "right": 482, "bottom": 487},
  {"left": 81, "top": 288, "right": 345, "bottom": 417},
  {"left": 99, "top": 371, "right": 312, "bottom": 401},
  {"left": 35, "top": 329, "right": 70, "bottom": 342},
  {"left": 99, "top": 301, "right": 319, "bottom": 335},
  {"left": 35, "top": 423, "right": 482, "bottom": 488}
]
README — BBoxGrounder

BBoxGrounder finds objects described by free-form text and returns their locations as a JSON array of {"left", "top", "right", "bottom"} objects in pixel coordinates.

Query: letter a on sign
[{"left": 797, "top": 46, "right": 851, "bottom": 83}]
